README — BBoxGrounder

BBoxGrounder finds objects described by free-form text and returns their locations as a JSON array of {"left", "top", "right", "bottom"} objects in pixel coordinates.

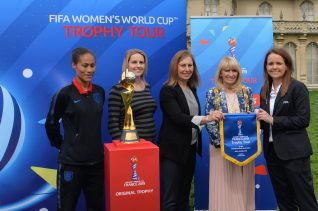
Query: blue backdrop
[
  {"left": 191, "top": 16, "right": 277, "bottom": 210},
  {"left": 0, "top": 1, "right": 186, "bottom": 210}
]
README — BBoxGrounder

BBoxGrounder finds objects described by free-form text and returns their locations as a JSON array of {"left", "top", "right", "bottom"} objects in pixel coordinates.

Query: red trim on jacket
[{"left": 72, "top": 78, "right": 92, "bottom": 94}]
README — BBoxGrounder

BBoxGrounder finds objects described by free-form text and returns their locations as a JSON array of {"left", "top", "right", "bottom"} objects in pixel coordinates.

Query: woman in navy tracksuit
[{"left": 45, "top": 47, "right": 105, "bottom": 211}]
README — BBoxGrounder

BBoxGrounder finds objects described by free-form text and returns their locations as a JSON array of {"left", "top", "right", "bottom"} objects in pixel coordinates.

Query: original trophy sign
[{"left": 120, "top": 69, "right": 139, "bottom": 143}]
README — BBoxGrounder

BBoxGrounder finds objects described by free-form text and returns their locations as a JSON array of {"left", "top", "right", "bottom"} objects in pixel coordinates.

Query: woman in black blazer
[
  {"left": 257, "top": 48, "right": 318, "bottom": 211},
  {"left": 158, "top": 50, "right": 218, "bottom": 211}
]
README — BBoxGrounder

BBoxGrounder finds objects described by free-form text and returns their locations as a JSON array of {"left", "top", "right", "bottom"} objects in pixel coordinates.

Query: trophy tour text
[{"left": 49, "top": 14, "right": 178, "bottom": 39}]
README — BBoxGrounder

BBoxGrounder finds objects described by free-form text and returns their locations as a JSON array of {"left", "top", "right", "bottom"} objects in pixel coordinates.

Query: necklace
[{"left": 225, "top": 92, "right": 240, "bottom": 113}]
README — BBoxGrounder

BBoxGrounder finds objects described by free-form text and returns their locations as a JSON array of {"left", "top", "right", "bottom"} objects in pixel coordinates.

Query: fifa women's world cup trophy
[{"left": 120, "top": 69, "right": 140, "bottom": 143}]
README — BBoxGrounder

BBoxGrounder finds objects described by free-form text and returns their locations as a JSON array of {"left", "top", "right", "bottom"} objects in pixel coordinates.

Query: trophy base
[{"left": 120, "top": 130, "right": 139, "bottom": 143}]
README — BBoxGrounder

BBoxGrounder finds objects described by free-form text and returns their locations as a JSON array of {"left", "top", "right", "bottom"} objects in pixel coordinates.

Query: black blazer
[
  {"left": 260, "top": 79, "right": 312, "bottom": 160},
  {"left": 158, "top": 84, "right": 202, "bottom": 165}
]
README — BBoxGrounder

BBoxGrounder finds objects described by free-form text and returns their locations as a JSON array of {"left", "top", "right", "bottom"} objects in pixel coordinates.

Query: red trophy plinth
[{"left": 104, "top": 139, "right": 160, "bottom": 211}]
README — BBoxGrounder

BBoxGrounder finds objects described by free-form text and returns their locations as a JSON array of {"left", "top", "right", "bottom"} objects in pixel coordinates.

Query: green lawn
[
  {"left": 308, "top": 91, "right": 318, "bottom": 198},
  {"left": 190, "top": 91, "right": 318, "bottom": 210}
]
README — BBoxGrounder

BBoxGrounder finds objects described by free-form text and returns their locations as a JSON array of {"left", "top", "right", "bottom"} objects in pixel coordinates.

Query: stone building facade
[{"left": 187, "top": 0, "right": 318, "bottom": 89}]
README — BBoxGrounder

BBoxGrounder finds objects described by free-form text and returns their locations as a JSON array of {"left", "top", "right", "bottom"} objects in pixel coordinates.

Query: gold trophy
[{"left": 120, "top": 68, "right": 139, "bottom": 143}]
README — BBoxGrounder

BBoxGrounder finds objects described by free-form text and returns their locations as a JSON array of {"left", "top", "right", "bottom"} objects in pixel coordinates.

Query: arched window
[
  {"left": 259, "top": 2, "right": 272, "bottom": 15},
  {"left": 306, "top": 42, "right": 318, "bottom": 84},
  {"left": 300, "top": 1, "right": 314, "bottom": 21},
  {"left": 284, "top": 43, "right": 297, "bottom": 79}
]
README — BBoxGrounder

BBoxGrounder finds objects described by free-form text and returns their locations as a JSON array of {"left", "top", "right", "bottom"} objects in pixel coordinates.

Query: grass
[
  {"left": 308, "top": 91, "right": 318, "bottom": 198},
  {"left": 190, "top": 91, "right": 318, "bottom": 210}
]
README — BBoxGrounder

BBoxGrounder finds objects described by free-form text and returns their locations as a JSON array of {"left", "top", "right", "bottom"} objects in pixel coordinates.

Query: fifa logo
[
  {"left": 130, "top": 156, "right": 139, "bottom": 181},
  {"left": 237, "top": 120, "right": 243, "bottom": 136},
  {"left": 228, "top": 37, "right": 236, "bottom": 58}
]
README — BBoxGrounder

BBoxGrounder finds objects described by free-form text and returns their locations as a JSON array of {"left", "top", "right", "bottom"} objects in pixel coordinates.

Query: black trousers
[
  {"left": 160, "top": 145, "right": 196, "bottom": 211},
  {"left": 57, "top": 162, "right": 104, "bottom": 211},
  {"left": 266, "top": 143, "right": 318, "bottom": 211}
]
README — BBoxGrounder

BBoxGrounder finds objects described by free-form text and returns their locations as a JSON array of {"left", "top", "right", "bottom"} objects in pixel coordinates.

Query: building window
[
  {"left": 259, "top": 2, "right": 272, "bottom": 15},
  {"left": 300, "top": 1, "right": 314, "bottom": 21},
  {"left": 205, "top": 0, "right": 218, "bottom": 16},
  {"left": 284, "top": 43, "right": 297, "bottom": 79},
  {"left": 306, "top": 42, "right": 318, "bottom": 84}
]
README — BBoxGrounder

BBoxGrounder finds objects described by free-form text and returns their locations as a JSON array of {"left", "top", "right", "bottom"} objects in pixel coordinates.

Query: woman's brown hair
[
  {"left": 260, "top": 47, "right": 293, "bottom": 100},
  {"left": 165, "top": 50, "right": 200, "bottom": 88}
]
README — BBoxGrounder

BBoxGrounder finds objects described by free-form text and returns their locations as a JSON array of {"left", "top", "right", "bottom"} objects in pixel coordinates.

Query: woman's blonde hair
[
  {"left": 121, "top": 49, "right": 148, "bottom": 82},
  {"left": 215, "top": 56, "right": 243, "bottom": 92}
]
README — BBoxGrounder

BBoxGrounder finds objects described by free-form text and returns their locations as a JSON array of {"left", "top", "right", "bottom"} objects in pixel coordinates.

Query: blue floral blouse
[{"left": 205, "top": 86, "right": 255, "bottom": 147}]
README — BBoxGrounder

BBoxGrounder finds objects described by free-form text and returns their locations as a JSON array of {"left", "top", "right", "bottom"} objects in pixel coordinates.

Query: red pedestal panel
[{"left": 104, "top": 139, "right": 160, "bottom": 211}]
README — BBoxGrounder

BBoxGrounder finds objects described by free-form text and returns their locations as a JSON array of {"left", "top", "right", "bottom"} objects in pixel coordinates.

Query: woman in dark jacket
[
  {"left": 257, "top": 47, "right": 318, "bottom": 211},
  {"left": 158, "top": 50, "right": 217, "bottom": 211}
]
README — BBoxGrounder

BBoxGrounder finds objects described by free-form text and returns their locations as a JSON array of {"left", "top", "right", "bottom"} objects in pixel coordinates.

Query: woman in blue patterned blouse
[{"left": 205, "top": 56, "right": 255, "bottom": 211}]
